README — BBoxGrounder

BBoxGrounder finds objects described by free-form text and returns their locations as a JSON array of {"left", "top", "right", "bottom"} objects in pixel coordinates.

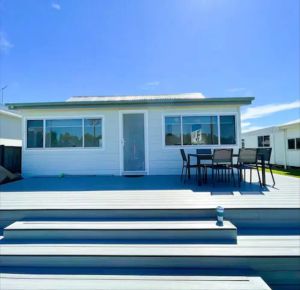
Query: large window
[
  {"left": 164, "top": 115, "right": 236, "bottom": 146},
  {"left": 220, "top": 116, "right": 236, "bottom": 145},
  {"left": 165, "top": 116, "right": 181, "bottom": 146},
  {"left": 182, "top": 116, "right": 218, "bottom": 145},
  {"left": 258, "top": 135, "right": 270, "bottom": 147},
  {"left": 288, "top": 138, "right": 300, "bottom": 150},
  {"left": 84, "top": 118, "right": 102, "bottom": 147},
  {"left": 27, "top": 120, "right": 44, "bottom": 148},
  {"left": 27, "top": 118, "right": 103, "bottom": 149},
  {"left": 46, "top": 119, "right": 83, "bottom": 148}
]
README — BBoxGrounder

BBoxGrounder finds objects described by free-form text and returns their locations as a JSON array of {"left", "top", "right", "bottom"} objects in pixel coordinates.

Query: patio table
[{"left": 188, "top": 153, "right": 266, "bottom": 186}]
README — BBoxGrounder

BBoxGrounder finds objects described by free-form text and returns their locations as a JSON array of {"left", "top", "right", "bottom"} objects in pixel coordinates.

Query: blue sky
[{"left": 0, "top": 0, "right": 299, "bottom": 131}]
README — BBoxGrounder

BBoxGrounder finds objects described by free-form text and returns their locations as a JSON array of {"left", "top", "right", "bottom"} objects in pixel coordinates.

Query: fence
[{"left": 0, "top": 145, "right": 22, "bottom": 173}]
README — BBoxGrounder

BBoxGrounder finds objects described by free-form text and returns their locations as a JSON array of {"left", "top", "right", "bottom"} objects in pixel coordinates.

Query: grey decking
[
  {"left": 0, "top": 174, "right": 299, "bottom": 210},
  {"left": 0, "top": 236, "right": 298, "bottom": 288},
  {"left": 3, "top": 220, "right": 237, "bottom": 242},
  {"left": 1, "top": 236, "right": 299, "bottom": 258},
  {"left": 0, "top": 274, "right": 271, "bottom": 290}
]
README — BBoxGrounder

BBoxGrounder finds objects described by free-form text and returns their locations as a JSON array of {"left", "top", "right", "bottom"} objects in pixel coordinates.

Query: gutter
[{"left": 6, "top": 97, "right": 255, "bottom": 110}]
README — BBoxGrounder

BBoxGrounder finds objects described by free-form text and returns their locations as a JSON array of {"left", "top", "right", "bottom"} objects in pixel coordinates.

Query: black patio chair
[
  {"left": 210, "top": 149, "right": 235, "bottom": 186},
  {"left": 196, "top": 149, "right": 212, "bottom": 183},
  {"left": 257, "top": 148, "right": 275, "bottom": 186},
  {"left": 235, "top": 148, "right": 262, "bottom": 187},
  {"left": 180, "top": 149, "right": 199, "bottom": 183}
]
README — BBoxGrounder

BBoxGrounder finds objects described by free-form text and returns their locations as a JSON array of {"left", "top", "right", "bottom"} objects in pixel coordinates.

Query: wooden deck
[
  {"left": 0, "top": 173, "right": 299, "bottom": 210},
  {"left": 0, "top": 274, "right": 271, "bottom": 290},
  {"left": 0, "top": 174, "right": 299, "bottom": 289}
]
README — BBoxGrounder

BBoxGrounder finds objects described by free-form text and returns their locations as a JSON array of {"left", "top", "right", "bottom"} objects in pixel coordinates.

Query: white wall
[
  {"left": 21, "top": 105, "right": 241, "bottom": 176},
  {"left": 242, "top": 123, "right": 300, "bottom": 167},
  {"left": 285, "top": 124, "right": 300, "bottom": 167},
  {"left": 0, "top": 113, "right": 22, "bottom": 146}
]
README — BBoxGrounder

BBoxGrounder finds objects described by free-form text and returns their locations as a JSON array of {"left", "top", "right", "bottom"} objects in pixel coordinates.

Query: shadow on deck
[{"left": 0, "top": 174, "right": 267, "bottom": 195}]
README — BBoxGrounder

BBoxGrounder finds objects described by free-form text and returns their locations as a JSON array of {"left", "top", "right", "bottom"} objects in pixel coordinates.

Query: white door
[{"left": 121, "top": 112, "right": 147, "bottom": 175}]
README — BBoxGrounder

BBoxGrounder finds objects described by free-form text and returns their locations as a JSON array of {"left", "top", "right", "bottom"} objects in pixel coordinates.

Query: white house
[
  {"left": 7, "top": 93, "right": 253, "bottom": 177},
  {"left": 242, "top": 119, "right": 300, "bottom": 168},
  {"left": 0, "top": 106, "right": 22, "bottom": 146}
]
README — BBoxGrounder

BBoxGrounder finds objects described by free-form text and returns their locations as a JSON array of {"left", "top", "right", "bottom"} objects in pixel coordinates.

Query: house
[
  {"left": 7, "top": 93, "right": 254, "bottom": 177},
  {"left": 0, "top": 106, "right": 22, "bottom": 146},
  {"left": 242, "top": 119, "right": 300, "bottom": 168}
]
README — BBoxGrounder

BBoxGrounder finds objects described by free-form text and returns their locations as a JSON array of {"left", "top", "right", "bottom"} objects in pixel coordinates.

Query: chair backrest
[
  {"left": 196, "top": 149, "right": 212, "bottom": 155},
  {"left": 180, "top": 149, "right": 187, "bottom": 162},
  {"left": 212, "top": 149, "right": 233, "bottom": 164},
  {"left": 257, "top": 148, "right": 272, "bottom": 163},
  {"left": 238, "top": 148, "right": 257, "bottom": 164}
]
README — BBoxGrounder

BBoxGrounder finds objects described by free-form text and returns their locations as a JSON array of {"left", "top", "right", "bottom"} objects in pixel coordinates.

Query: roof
[
  {"left": 7, "top": 93, "right": 254, "bottom": 110},
  {"left": 242, "top": 119, "right": 300, "bottom": 135},
  {"left": 66, "top": 92, "right": 206, "bottom": 102},
  {"left": 278, "top": 119, "right": 300, "bottom": 128},
  {"left": 0, "top": 106, "right": 22, "bottom": 118}
]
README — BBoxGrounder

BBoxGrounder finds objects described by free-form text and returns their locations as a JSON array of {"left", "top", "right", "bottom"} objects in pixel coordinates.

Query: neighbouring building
[
  {"left": 7, "top": 93, "right": 254, "bottom": 177},
  {"left": 0, "top": 106, "right": 22, "bottom": 146},
  {"left": 242, "top": 119, "right": 300, "bottom": 168}
]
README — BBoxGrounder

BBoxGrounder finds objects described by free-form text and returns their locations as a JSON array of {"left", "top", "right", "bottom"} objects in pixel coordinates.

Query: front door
[{"left": 121, "top": 113, "right": 146, "bottom": 175}]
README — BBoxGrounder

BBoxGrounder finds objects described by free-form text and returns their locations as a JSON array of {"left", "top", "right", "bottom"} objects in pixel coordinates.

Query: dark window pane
[
  {"left": 182, "top": 116, "right": 218, "bottom": 145},
  {"left": 220, "top": 115, "right": 236, "bottom": 145},
  {"left": 288, "top": 139, "right": 295, "bottom": 149},
  {"left": 45, "top": 119, "right": 83, "bottom": 148},
  {"left": 258, "top": 136, "right": 264, "bottom": 147},
  {"left": 27, "top": 120, "right": 43, "bottom": 148},
  {"left": 263, "top": 135, "right": 270, "bottom": 147},
  {"left": 165, "top": 117, "right": 181, "bottom": 146},
  {"left": 296, "top": 138, "right": 300, "bottom": 150},
  {"left": 84, "top": 119, "right": 102, "bottom": 147}
]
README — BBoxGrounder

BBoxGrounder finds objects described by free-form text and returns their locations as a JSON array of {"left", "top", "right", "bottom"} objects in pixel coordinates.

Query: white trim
[
  {"left": 119, "top": 110, "right": 149, "bottom": 176},
  {"left": 161, "top": 112, "right": 239, "bottom": 149},
  {"left": 23, "top": 115, "right": 105, "bottom": 151},
  {"left": 0, "top": 109, "right": 22, "bottom": 118}
]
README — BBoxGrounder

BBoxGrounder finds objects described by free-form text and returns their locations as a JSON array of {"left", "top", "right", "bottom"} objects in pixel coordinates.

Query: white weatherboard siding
[
  {"left": 0, "top": 112, "right": 22, "bottom": 146},
  {"left": 285, "top": 124, "right": 300, "bottom": 167},
  {"left": 242, "top": 122, "right": 300, "bottom": 167},
  {"left": 21, "top": 105, "right": 240, "bottom": 177},
  {"left": 22, "top": 109, "right": 120, "bottom": 176}
]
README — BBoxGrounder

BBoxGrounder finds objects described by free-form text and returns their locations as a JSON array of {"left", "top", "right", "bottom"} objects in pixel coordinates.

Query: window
[
  {"left": 27, "top": 120, "right": 43, "bottom": 148},
  {"left": 46, "top": 119, "right": 83, "bottom": 148},
  {"left": 288, "top": 138, "right": 300, "bottom": 150},
  {"left": 27, "top": 117, "right": 103, "bottom": 149},
  {"left": 258, "top": 135, "right": 270, "bottom": 147},
  {"left": 288, "top": 138, "right": 295, "bottom": 149},
  {"left": 220, "top": 115, "right": 236, "bottom": 145},
  {"left": 183, "top": 116, "right": 218, "bottom": 145},
  {"left": 84, "top": 118, "right": 102, "bottom": 147},
  {"left": 296, "top": 138, "right": 300, "bottom": 150},
  {"left": 165, "top": 116, "right": 181, "bottom": 146},
  {"left": 164, "top": 114, "right": 237, "bottom": 146}
]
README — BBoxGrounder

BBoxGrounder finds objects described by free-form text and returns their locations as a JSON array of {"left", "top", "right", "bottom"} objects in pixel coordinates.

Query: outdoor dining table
[{"left": 188, "top": 153, "right": 266, "bottom": 187}]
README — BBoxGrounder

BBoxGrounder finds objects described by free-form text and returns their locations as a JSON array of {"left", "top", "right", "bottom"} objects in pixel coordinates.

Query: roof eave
[{"left": 7, "top": 97, "right": 255, "bottom": 110}]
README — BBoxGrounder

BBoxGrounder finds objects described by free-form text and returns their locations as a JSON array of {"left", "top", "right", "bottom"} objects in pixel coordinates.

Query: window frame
[
  {"left": 24, "top": 116, "right": 104, "bottom": 151},
  {"left": 287, "top": 138, "right": 300, "bottom": 150},
  {"left": 162, "top": 112, "right": 238, "bottom": 148},
  {"left": 296, "top": 138, "right": 300, "bottom": 150},
  {"left": 258, "top": 135, "right": 270, "bottom": 148}
]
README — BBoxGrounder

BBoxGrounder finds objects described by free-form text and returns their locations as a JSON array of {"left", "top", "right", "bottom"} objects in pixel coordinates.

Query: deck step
[
  {"left": 4, "top": 220, "right": 237, "bottom": 243},
  {"left": 0, "top": 274, "right": 271, "bottom": 290}
]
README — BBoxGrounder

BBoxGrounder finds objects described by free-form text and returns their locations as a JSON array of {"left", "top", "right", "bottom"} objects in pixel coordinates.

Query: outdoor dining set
[{"left": 180, "top": 148, "right": 275, "bottom": 187}]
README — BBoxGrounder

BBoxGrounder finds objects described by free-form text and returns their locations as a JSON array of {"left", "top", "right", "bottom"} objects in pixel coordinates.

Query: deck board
[
  {"left": 1, "top": 236, "right": 299, "bottom": 257},
  {"left": 0, "top": 274, "right": 271, "bottom": 290},
  {"left": 0, "top": 174, "right": 299, "bottom": 210}
]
